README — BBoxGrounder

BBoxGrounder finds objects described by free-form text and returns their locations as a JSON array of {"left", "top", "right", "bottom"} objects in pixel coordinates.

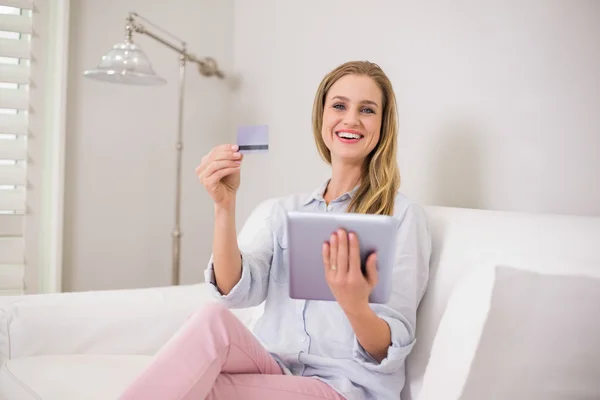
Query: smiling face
[
  {"left": 321, "top": 74, "right": 383, "bottom": 166},
  {"left": 311, "top": 61, "right": 401, "bottom": 215}
]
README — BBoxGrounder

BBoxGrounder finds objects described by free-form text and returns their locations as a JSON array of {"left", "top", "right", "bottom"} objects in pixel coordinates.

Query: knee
[
  {"left": 188, "top": 301, "right": 232, "bottom": 325},
  {"left": 202, "top": 301, "right": 230, "bottom": 318}
]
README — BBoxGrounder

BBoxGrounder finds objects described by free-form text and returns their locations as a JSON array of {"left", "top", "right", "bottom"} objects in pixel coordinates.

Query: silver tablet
[{"left": 285, "top": 210, "right": 399, "bottom": 304}]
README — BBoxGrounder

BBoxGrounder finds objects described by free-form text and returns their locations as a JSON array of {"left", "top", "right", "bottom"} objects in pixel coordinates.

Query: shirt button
[
  {"left": 327, "top": 205, "right": 332, "bottom": 211},
  {"left": 301, "top": 337, "right": 307, "bottom": 342}
]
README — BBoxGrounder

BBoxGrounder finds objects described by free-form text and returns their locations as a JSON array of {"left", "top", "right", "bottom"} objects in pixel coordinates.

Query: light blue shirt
[{"left": 204, "top": 180, "right": 432, "bottom": 400}]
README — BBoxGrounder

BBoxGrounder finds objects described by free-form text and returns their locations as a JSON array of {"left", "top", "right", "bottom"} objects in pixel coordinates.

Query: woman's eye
[
  {"left": 333, "top": 104, "right": 345, "bottom": 110},
  {"left": 362, "top": 108, "right": 375, "bottom": 114}
]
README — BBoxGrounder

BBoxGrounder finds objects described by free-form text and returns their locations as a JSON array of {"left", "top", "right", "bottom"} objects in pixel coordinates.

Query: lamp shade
[{"left": 83, "top": 41, "right": 167, "bottom": 85}]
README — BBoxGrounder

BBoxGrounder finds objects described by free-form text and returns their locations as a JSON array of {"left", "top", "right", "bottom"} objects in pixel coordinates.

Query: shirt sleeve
[
  {"left": 204, "top": 208, "right": 276, "bottom": 309},
  {"left": 353, "top": 202, "right": 432, "bottom": 374}
]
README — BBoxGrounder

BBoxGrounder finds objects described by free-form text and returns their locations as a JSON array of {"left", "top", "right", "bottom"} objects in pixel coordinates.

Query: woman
[{"left": 119, "top": 61, "right": 431, "bottom": 400}]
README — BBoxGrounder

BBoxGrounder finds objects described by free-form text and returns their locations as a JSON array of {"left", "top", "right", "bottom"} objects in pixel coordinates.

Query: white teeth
[{"left": 337, "top": 132, "right": 362, "bottom": 139}]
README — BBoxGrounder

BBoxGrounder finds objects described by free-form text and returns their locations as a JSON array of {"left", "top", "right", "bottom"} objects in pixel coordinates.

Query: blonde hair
[{"left": 312, "top": 61, "right": 400, "bottom": 216}]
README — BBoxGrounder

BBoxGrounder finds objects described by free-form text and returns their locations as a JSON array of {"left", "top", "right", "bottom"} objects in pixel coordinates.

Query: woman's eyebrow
[{"left": 331, "top": 95, "right": 379, "bottom": 108}]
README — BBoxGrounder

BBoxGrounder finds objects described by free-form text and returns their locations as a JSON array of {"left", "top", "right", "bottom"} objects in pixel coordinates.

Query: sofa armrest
[{"left": 0, "top": 283, "right": 219, "bottom": 365}]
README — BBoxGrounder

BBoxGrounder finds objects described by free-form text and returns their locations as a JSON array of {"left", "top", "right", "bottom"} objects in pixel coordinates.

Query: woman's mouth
[{"left": 335, "top": 130, "right": 364, "bottom": 143}]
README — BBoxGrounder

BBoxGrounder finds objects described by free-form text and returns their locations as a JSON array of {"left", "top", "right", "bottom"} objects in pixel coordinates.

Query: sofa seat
[
  {"left": 0, "top": 282, "right": 261, "bottom": 400},
  {"left": 0, "top": 355, "right": 152, "bottom": 400}
]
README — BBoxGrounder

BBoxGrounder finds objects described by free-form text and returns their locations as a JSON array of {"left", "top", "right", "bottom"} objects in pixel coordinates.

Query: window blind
[{"left": 0, "top": 0, "right": 32, "bottom": 296}]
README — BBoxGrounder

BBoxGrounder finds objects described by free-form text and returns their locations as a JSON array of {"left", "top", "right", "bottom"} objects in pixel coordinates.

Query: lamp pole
[
  {"left": 126, "top": 13, "right": 224, "bottom": 285},
  {"left": 84, "top": 12, "right": 224, "bottom": 285},
  {"left": 172, "top": 51, "right": 185, "bottom": 286}
]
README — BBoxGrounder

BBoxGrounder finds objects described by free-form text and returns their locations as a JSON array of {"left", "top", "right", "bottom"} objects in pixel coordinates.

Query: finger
[
  {"left": 348, "top": 232, "right": 362, "bottom": 279},
  {"left": 215, "top": 144, "right": 239, "bottom": 153},
  {"left": 337, "top": 229, "right": 349, "bottom": 275},
  {"left": 195, "top": 157, "right": 209, "bottom": 176},
  {"left": 201, "top": 160, "right": 242, "bottom": 181},
  {"left": 197, "top": 144, "right": 239, "bottom": 170},
  {"left": 365, "top": 253, "right": 378, "bottom": 287},
  {"left": 329, "top": 233, "right": 338, "bottom": 275},
  {"left": 322, "top": 241, "right": 332, "bottom": 278},
  {"left": 209, "top": 149, "right": 243, "bottom": 163},
  {"left": 200, "top": 145, "right": 242, "bottom": 170},
  {"left": 195, "top": 150, "right": 237, "bottom": 177},
  {"left": 205, "top": 166, "right": 241, "bottom": 188}
]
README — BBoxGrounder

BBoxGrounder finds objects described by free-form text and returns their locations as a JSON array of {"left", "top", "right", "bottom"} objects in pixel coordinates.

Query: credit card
[{"left": 237, "top": 125, "right": 269, "bottom": 154}]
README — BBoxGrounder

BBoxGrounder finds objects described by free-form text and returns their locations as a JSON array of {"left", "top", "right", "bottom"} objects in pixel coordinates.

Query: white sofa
[{"left": 1, "top": 198, "right": 599, "bottom": 400}]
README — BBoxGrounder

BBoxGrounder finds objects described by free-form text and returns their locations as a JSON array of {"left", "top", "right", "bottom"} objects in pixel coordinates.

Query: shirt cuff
[
  {"left": 203, "top": 253, "right": 252, "bottom": 306},
  {"left": 353, "top": 315, "right": 416, "bottom": 374}
]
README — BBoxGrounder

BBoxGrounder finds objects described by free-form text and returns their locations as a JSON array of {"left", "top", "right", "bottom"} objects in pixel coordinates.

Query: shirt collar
[{"left": 303, "top": 178, "right": 360, "bottom": 206}]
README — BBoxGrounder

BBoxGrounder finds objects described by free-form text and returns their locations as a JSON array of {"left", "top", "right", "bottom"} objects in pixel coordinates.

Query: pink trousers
[{"left": 118, "top": 302, "right": 346, "bottom": 400}]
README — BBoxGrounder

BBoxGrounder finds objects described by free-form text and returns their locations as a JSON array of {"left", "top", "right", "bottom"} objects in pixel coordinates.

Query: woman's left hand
[{"left": 322, "top": 229, "right": 378, "bottom": 315}]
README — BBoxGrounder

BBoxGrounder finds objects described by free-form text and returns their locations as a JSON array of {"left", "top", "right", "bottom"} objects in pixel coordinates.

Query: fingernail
[
  {"left": 233, "top": 152, "right": 241, "bottom": 158},
  {"left": 234, "top": 160, "right": 241, "bottom": 164},
  {"left": 231, "top": 145, "right": 239, "bottom": 151}
]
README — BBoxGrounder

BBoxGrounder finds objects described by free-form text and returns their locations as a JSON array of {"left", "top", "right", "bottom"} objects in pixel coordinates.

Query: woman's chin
[{"left": 331, "top": 151, "right": 368, "bottom": 166}]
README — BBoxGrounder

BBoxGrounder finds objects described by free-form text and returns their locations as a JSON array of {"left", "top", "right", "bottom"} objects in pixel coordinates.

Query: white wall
[
  {"left": 63, "top": 0, "right": 233, "bottom": 291},
  {"left": 232, "top": 0, "right": 600, "bottom": 229},
  {"left": 63, "top": 0, "right": 600, "bottom": 292}
]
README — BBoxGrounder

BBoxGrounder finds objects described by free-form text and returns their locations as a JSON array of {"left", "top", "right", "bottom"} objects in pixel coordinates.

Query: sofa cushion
[
  {"left": 413, "top": 262, "right": 496, "bottom": 400},
  {"left": 419, "top": 264, "right": 600, "bottom": 400},
  {"left": 403, "top": 206, "right": 600, "bottom": 400},
  {"left": 0, "top": 355, "right": 152, "bottom": 400}
]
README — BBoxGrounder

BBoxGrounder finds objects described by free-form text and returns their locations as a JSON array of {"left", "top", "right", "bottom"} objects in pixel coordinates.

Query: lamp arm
[{"left": 125, "top": 12, "right": 224, "bottom": 78}]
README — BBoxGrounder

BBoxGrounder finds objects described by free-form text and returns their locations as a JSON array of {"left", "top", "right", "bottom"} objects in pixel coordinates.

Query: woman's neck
[{"left": 324, "top": 162, "right": 362, "bottom": 204}]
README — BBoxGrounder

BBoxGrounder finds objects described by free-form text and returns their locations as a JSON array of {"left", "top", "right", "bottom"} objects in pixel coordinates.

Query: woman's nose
[{"left": 342, "top": 111, "right": 360, "bottom": 127}]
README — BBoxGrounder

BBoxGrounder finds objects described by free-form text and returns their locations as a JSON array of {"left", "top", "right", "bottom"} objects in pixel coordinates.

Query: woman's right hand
[{"left": 195, "top": 144, "right": 243, "bottom": 206}]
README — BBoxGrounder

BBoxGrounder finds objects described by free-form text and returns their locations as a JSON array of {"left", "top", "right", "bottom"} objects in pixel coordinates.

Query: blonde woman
[{"left": 119, "top": 61, "right": 431, "bottom": 400}]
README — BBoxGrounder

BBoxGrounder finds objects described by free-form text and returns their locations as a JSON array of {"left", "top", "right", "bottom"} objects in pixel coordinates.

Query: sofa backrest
[
  {"left": 236, "top": 198, "right": 600, "bottom": 400},
  {"left": 403, "top": 205, "right": 600, "bottom": 400}
]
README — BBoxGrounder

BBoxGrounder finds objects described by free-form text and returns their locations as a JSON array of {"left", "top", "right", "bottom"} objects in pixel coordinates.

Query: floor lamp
[{"left": 83, "top": 12, "right": 225, "bottom": 285}]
